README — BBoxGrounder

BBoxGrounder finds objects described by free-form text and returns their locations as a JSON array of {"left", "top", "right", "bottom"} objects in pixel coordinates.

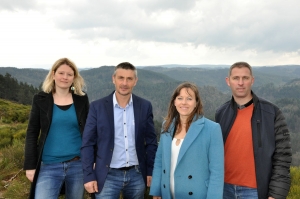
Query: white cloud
[{"left": 0, "top": 0, "right": 299, "bottom": 68}]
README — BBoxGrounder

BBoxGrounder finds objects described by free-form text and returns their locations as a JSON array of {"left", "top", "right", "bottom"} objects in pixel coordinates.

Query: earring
[{"left": 70, "top": 85, "right": 75, "bottom": 91}]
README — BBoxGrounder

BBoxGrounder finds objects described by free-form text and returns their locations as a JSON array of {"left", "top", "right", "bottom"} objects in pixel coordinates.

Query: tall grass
[{"left": 288, "top": 166, "right": 300, "bottom": 198}]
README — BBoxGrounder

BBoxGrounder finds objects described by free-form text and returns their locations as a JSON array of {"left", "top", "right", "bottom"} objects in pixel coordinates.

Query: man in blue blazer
[{"left": 81, "top": 62, "right": 157, "bottom": 199}]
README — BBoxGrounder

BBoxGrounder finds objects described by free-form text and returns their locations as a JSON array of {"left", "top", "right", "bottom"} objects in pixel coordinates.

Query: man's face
[
  {"left": 226, "top": 67, "right": 254, "bottom": 100},
  {"left": 112, "top": 68, "right": 138, "bottom": 96}
]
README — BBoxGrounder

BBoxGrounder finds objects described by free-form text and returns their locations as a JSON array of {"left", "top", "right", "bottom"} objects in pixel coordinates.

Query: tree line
[
  {"left": 1, "top": 70, "right": 300, "bottom": 165},
  {"left": 0, "top": 73, "right": 41, "bottom": 105}
]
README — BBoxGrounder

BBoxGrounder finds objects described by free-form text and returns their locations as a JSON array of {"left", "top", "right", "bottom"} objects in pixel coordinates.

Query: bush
[
  {"left": 13, "top": 129, "right": 26, "bottom": 140},
  {"left": 0, "top": 127, "right": 13, "bottom": 148},
  {"left": 0, "top": 137, "right": 12, "bottom": 148},
  {"left": 0, "top": 140, "right": 24, "bottom": 171}
]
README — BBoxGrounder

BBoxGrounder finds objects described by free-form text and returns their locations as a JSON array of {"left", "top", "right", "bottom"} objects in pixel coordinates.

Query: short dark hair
[
  {"left": 113, "top": 62, "right": 137, "bottom": 77},
  {"left": 229, "top": 62, "right": 253, "bottom": 76}
]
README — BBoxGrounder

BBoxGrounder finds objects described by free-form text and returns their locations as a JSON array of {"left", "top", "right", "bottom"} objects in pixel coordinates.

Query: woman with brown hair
[{"left": 150, "top": 82, "right": 224, "bottom": 199}]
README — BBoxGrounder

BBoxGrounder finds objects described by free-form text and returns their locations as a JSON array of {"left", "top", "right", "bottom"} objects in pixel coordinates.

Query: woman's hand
[{"left": 26, "top": 169, "right": 36, "bottom": 182}]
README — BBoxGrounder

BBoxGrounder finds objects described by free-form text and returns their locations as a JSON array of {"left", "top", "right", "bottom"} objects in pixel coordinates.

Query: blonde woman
[{"left": 24, "top": 58, "right": 89, "bottom": 199}]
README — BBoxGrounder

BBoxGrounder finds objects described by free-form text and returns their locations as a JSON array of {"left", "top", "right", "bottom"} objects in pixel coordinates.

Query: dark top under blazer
[
  {"left": 23, "top": 91, "right": 89, "bottom": 199},
  {"left": 81, "top": 91, "right": 158, "bottom": 193}
]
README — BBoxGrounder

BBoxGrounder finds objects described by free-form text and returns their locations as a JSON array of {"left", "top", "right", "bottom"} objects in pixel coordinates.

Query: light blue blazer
[{"left": 150, "top": 116, "right": 224, "bottom": 199}]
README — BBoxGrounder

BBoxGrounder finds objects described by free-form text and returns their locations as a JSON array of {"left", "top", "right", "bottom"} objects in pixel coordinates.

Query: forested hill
[
  {"left": 1, "top": 65, "right": 300, "bottom": 122},
  {"left": 0, "top": 66, "right": 228, "bottom": 120},
  {"left": 1, "top": 66, "right": 300, "bottom": 164},
  {"left": 1, "top": 65, "right": 300, "bottom": 92},
  {"left": 0, "top": 67, "right": 47, "bottom": 88},
  {"left": 141, "top": 65, "right": 300, "bottom": 92},
  {"left": 0, "top": 73, "right": 40, "bottom": 105}
]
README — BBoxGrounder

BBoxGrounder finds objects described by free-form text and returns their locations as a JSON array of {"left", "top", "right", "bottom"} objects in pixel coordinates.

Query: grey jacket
[{"left": 215, "top": 91, "right": 292, "bottom": 199}]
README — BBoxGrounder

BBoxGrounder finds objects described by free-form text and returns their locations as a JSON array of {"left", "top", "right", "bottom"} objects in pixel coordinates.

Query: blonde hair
[
  {"left": 163, "top": 82, "right": 203, "bottom": 133},
  {"left": 42, "top": 58, "right": 86, "bottom": 96}
]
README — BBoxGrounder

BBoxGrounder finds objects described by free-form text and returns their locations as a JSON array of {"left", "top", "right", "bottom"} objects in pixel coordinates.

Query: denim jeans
[
  {"left": 35, "top": 159, "right": 84, "bottom": 199},
  {"left": 94, "top": 166, "right": 145, "bottom": 199},
  {"left": 223, "top": 183, "right": 258, "bottom": 199}
]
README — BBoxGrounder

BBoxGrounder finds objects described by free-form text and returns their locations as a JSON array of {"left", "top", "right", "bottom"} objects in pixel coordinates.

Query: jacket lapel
[
  {"left": 105, "top": 92, "right": 115, "bottom": 134},
  {"left": 176, "top": 117, "right": 204, "bottom": 165},
  {"left": 36, "top": 92, "right": 53, "bottom": 123},
  {"left": 162, "top": 124, "right": 175, "bottom": 173},
  {"left": 163, "top": 132, "right": 173, "bottom": 173},
  {"left": 72, "top": 93, "right": 85, "bottom": 121}
]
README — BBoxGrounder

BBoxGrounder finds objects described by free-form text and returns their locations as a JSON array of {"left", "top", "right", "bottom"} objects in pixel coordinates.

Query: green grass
[{"left": 287, "top": 166, "right": 300, "bottom": 198}]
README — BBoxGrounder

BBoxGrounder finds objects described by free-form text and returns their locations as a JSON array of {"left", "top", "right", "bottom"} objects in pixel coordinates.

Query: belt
[
  {"left": 64, "top": 156, "right": 80, "bottom": 163},
  {"left": 115, "top": 165, "right": 135, "bottom": 170}
]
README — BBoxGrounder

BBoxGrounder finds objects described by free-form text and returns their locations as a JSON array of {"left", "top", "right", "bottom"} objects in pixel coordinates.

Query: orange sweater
[{"left": 224, "top": 104, "right": 257, "bottom": 188}]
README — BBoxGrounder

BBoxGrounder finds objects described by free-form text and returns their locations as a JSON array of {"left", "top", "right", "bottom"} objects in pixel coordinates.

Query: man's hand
[
  {"left": 26, "top": 169, "right": 36, "bottom": 182},
  {"left": 147, "top": 176, "right": 152, "bottom": 187},
  {"left": 153, "top": 197, "right": 161, "bottom": 199},
  {"left": 268, "top": 197, "right": 275, "bottom": 199},
  {"left": 84, "top": 181, "right": 98, "bottom": 193}
]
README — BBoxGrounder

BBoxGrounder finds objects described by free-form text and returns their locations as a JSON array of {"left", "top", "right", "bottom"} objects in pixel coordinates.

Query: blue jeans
[
  {"left": 35, "top": 159, "right": 84, "bottom": 199},
  {"left": 95, "top": 166, "right": 145, "bottom": 199},
  {"left": 223, "top": 183, "right": 258, "bottom": 199}
]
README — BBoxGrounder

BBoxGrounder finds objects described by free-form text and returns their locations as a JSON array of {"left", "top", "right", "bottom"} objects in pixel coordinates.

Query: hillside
[
  {"left": 0, "top": 66, "right": 228, "bottom": 121},
  {"left": 142, "top": 65, "right": 300, "bottom": 92},
  {"left": 2, "top": 65, "right": 300, "bottom": 92},
  {"left": 1, "top": 65, "right": 300, "bottom": 125},
  {"left": 0, "top": 73, "right": 40, "bottom": 105},
  {"left": 81, "top": 66, "right": 229, "bottom": 120},
  {"left": 0, "top": 67, "right": 47, "bottom": 88}
]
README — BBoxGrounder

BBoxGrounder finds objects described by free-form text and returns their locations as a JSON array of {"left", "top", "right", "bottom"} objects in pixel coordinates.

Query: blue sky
[{"left": 0, "top": 0, "right": 299, "bottom": 68}]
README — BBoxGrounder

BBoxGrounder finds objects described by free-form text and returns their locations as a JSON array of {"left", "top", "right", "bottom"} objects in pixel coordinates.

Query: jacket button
[
  {"left": 163, "top": 170, "right": 165, "bottom": 173},
  {"left": 189, "top": 192, "right": 193, "bottom": 195},
  {"left": 188, "top": 175, "right": 192, "bottom": 179},
  {"left": 163, "top": 184, "right": 166, "bottom": 188}
]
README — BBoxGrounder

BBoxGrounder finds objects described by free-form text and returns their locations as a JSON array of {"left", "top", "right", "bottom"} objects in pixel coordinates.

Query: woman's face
[
  {"left": 53, "top": 64, "right": 75, "bottom": 90},
  {"left": 174, "top": 88, "right": 196, "bottom": 119}
]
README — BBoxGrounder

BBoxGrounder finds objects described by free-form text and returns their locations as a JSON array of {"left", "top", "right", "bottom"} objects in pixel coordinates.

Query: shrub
[
  {"left": 0, "top": 127, "right": 13, "bottom": 148},
  {"left": 13, "top": 129, "right": 26, "bottom": 140}
]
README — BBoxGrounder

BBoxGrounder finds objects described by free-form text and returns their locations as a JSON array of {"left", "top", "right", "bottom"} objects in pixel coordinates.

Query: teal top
[{"left": 42, "top": 104, "right": 81, "bottom": 164}]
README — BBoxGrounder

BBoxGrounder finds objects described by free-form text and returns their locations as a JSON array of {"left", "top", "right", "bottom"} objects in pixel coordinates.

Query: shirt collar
[
  {"left": 237, "top": 98, "right": 253, "bottom": 109},
  {"left": 113, "top": 91, "right": 133, "bottom": 107}
]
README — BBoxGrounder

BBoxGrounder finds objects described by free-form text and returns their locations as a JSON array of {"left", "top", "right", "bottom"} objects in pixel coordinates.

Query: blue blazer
[
  {"left": 150, "top": 116, "right": 224, "bottom": 199},
  {"left": 81, "top": 92, "right": 157, "bottom": 193}
]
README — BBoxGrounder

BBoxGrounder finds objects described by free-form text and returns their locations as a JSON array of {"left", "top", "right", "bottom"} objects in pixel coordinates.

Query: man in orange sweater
[{"left": 215, "top": 62, "right": 292, "bottom": 199}]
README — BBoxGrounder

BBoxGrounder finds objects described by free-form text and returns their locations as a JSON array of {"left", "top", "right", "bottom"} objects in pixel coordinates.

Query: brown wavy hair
[{"left": 163, "top": 82, "right": 203, "bottom": 133}]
